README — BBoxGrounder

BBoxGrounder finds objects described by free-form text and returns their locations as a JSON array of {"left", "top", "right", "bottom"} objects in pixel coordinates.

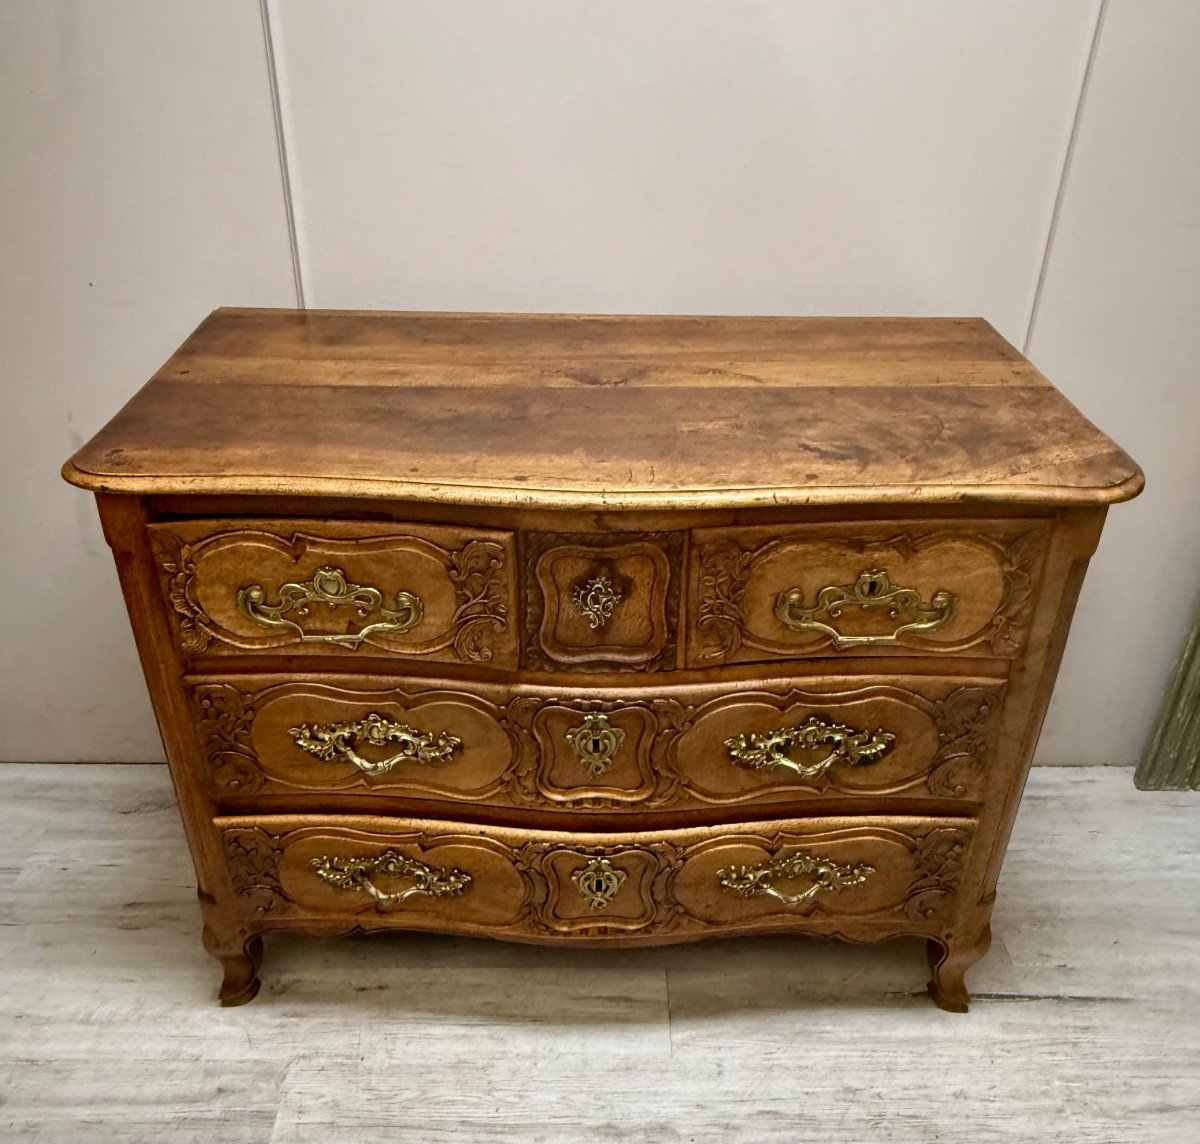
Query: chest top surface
[{"left": 63, "top": 308, "right": 1142, "bottom": 509}]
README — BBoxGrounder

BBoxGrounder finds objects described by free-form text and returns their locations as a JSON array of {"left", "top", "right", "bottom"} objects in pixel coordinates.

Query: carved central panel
[{"left": 523, "top": 532, "right": 683, "bottom": 672}]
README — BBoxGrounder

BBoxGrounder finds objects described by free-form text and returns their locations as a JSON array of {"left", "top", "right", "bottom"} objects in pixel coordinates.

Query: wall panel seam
[
  {"left": 259, "top": 0, "right": 306, "bottom": 308},
  {"left": 1023, "top": 0, "right": 1109, "bottom": 354}
]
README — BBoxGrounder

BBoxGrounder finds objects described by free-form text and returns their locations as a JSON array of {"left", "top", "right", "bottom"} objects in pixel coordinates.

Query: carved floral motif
[
  {"left": 926, "top": 686, "right": 1005, "bottom": 798},
  {"left": 695, "top": 540, "right": 756, "bottom": 661},
  {"left": 990, "top": 530, "right": 1043, "bottom": 656},
  {"left": 195, "top": 683, "right": 264, "bottom": 794},
  {"left": 904, "top": 828, "right": 971, "bottom": 920},
  {"left": 224, "top": 828, "right": 287, "bottom": 915},
  {"left": 153, "top": 532, "right": 212, "bottom": 655},
  {"left": 447, "top": 539, "right": 509, "bottom": 662}
]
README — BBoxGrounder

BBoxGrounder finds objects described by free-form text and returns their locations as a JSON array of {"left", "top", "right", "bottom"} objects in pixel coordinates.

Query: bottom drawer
[{"left": 219, "top": 813, "right": 973, "bottom": 942}]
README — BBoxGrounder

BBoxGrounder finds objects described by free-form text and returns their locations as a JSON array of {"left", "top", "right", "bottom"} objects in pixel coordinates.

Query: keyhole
[
  {"left": 589, "top": 734, "right": 605, "bottom": 755},
  {"left": 863, "top": 577, "right": 881, "bottom": 597}
]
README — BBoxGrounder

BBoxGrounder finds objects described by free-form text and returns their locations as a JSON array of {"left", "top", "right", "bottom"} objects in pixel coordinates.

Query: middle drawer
[{"left": 192, "top": 673, "right": 1004, "bottom": 813}]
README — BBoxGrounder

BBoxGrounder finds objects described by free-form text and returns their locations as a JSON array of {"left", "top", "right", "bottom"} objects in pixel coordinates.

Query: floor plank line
[{"left": 1, "top": 765, "right": 1196, "bottom": 1143}]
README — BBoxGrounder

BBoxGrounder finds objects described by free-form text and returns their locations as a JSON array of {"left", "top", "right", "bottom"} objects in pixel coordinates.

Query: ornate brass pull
[
  {"left": 311, "top": 850, "right": 471, "bottom": 908},
  {"left": 725, "top": 716, "right": 894, "bottom": 780},
  {"left": 289, "top": 713, "right": 462, "bottom": 776},
  {"left": 718, "top": 849, "right": 874, "bottom": 908},
  {"left": 563, "top": 712, "right": 625, "bottom": 779},
  {"left": 571, "top": 856, "right": 627, "bottom": 911},
  {"left": 774, "top": 568, "right": 956, "bottom": 649},
  {"left": 571, "top": 576, "right": 622, "bottom": 629},
  {"left": 236, "top": 565, "right": 423, "bottom": 647}
]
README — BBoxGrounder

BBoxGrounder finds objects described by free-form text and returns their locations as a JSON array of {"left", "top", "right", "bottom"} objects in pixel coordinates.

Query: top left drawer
[{"left": 149, "top": 520, "right": 519, "bottom": 668}]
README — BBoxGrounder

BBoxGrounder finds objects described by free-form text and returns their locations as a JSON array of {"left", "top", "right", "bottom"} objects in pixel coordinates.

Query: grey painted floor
[{"left": 2, "top": 765, "right": 1197, "bottom": 1143}]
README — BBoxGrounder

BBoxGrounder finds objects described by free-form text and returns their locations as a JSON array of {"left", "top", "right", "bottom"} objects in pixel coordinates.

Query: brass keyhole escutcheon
[
  {"left": 563, "top": 712, "right": 625, "bottom": 780},
  {"left": 583, "top": 872, "right": 607, "bottom": 895},
  {"left": 571, "top": 856, "right": 627, "bottom": 911}
]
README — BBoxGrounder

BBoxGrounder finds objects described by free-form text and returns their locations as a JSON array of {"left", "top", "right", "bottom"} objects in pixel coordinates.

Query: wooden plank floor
[{"left": 2, "top": 766, "right": 1197, "bottom": 1143}]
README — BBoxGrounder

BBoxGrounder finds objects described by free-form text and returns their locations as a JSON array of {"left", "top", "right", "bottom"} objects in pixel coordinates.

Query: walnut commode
[{"left": 63, "top": 310, "right": 1142, "bottom": 1010}]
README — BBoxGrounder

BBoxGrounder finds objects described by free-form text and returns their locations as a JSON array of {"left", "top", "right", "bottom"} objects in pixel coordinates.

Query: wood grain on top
[{"left": 62, "top": 309, "right": 1143, "bottom": 507}]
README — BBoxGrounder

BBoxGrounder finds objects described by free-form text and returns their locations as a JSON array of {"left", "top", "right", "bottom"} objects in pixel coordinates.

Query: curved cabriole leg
[
  {"left": 926, "top": 923, "right": 991, "bottom": 1013},
  {"left": 202, "top": 926, "right": 264, "bottom": 1006}
]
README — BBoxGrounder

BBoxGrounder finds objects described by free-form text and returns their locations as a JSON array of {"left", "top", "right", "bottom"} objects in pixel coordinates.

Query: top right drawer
[{"left": 687, "top": 520, "right": 1050, "bottom": 667}]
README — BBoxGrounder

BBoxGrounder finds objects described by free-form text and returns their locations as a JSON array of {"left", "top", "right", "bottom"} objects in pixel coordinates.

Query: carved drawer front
[
  {"left": 689, "top": 520, "right": 1049, "bottom": 666},
  {"left": 523, "top": 532, "right": 682, "bottom": 671},
  {"left": 150, "top": 519, "right": 517, "bottom": 667},
  {"left": 195, "top": 673, "right": 1002, "bottom": 809},
  {"left": 220, "top": 814, "right": 974, "bottom": 940},
  {"left": 195, "top": 678, "right": 519, "bottom": 804},
  {"left": 662, "top": 677, "right": 1003, "bottom": 805}
]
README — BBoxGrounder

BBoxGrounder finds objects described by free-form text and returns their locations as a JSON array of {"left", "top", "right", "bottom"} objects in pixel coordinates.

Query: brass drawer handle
[
  {"left": 571, "top": 575, "right": 622, "bottom": 629},
  {"left": 289, "top": 713, "right": 462, "bottom": 775},
  {"left": 236, "top": 565, "right": 423, "bottom": 647},
  {"left": 774, "top": 568, "right": 956, "bottom": 649},
  {"left": 718, "top": 849, "right": 874, "bottom": 909},
  {"left": 564, "top": 712, "right": 625, "bottom": 778},
  {"left": 725, "top": 715, "right": 894, "bottom": 780},
  {"left": 312, "top": 850, "right": 471, "bottom": 908}
]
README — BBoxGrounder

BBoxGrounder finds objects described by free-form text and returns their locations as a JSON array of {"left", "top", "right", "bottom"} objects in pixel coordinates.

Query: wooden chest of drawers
[{"left": 63, "top": 310, "right": 1142, "bottom": 1010}]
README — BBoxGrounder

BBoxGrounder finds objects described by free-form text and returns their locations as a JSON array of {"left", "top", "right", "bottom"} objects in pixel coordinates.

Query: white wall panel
[
  {"left": 0, "top": 1, "right": 296, "bottom": 761},
  {"left": 272, "top": 0, "right": 1098, "bottom": 344},
  {"left": 1028, "top": 0, "right": 1200, "bottom": 764},
  {"left": 5, "top": 0, "right": 1187, "bottom": 768}
]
